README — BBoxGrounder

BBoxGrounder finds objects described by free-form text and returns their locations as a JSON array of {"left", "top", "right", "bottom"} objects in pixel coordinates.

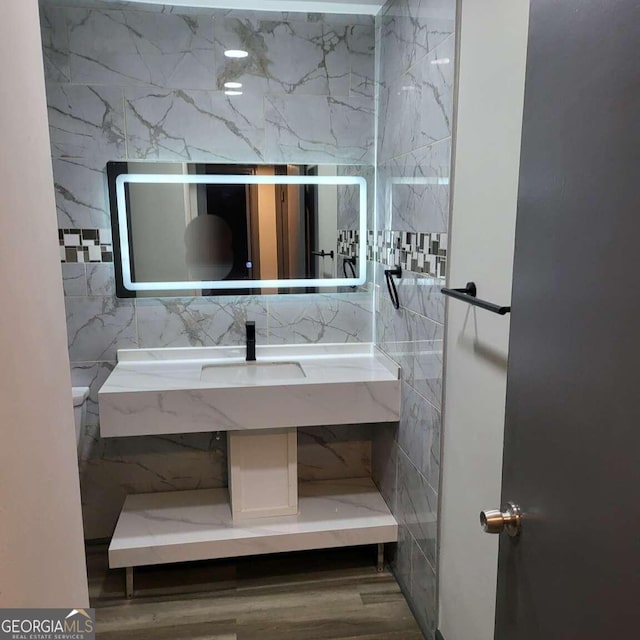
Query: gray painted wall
[{"left": 40, "top": 0, "right": 376, "bottom": 539}]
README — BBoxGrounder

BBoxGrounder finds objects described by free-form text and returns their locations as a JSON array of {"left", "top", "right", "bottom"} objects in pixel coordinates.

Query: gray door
[{"left": 494, "top": 0, "right": 640, "bottom": 638}]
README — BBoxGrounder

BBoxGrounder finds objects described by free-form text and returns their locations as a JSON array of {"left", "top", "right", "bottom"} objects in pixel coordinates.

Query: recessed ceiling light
[
  {"left": 431, "top": 58, "right": 450, "bottom": 65},
  {"left": 224, "top": 50, "right": 249, "bottom": 59},
  {"left": 224, "top": 82, "right": 243, "bottom": 89},
  {"left": 225, "top": 90, "right": 243, "bottom": 96}
]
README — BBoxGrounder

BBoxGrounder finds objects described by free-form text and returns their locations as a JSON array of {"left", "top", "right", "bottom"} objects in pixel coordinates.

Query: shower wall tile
[
  {"left": 397, "top": 447, "right": 438, "bottom": 566},
  {"left": 125, "top": 88, "right": 265, "bottom": 162},
  {"left": 378, "top": 36, "right": 454, "bottom": 163},
  {"left": 410, "top": 539, "right": 437, "bottom": 638},
  {"left": 409, "top": 334, "right": 443, "bottom": 411},
  {"left": 397, "top": 273, "right": 446, "bottom": 324},
  {"left": 399, "top": 381, "right": 441, "bottom": 490},
  {"left": 393, "top": 524, "right": 413, "bottom": 594},
  {"left": 378, "top": 138, "right": 451, "bottom": 232},
  {"left": 265, "top": 95, "right": 375, "bottom": 164},
  {"left": 373, "top": 1, "right": 455, "bottom": 636},
  {"left": 66, "top": 9, "right": 217, "bottom": 89}
]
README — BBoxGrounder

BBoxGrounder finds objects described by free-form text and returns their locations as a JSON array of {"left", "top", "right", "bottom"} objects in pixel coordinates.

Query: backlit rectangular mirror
[{"left": 107, "top": 162, "right": 368, "bottom": 297}]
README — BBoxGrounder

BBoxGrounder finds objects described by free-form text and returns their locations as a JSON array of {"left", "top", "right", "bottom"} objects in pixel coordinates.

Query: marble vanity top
[{"left": 99, "top": 343, "right": 401, "bottom": 437}]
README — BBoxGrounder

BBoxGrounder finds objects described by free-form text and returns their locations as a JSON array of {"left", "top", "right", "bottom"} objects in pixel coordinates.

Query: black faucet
[{"left": 245, "top": 321, "right": 256, "bottom": 362}]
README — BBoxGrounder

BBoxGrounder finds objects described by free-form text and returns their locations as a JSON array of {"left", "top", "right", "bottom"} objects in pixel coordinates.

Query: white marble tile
[
  {"left": 86, "top": 263, "right": 116, "bottom": 296},
  {"left": 397, "top": 274, "right": 446, "bottom": 324},
  {"left": 378, "top": 36, "right": 454, "bottom": 163},
  {"left": 67, "top": 9, "right": 217, "bottom": 89},
  {"left": 410, "top": 536, "right": 437, "bottom": 638},
  {"left": 399, "top": 381, "right": 440, "bottom": 491},
  {"left": 371, "top": 423, "right": 398, "bottom": 512},
  {"left": 47, "top": 84, "right": 126, "bottom": 162},
  {"left": 108, "top": 478, "right": 397, "bottom": 568},
  {"left": 72, "top": 360, "right": 116, "bottom": 427},
  {"left": 135, "top": 296, "right": 269, "bottom": 349},
  {"left": 375, "top": 294, "right": 415, "bottom": 378},
  {"left": 265, "top": 95, "right": 374, "bottom": 164},
  {"left": 267, "top": 293, "right": 373, "bottom": 344},
  {"left": 66, "top": 296, "right": 137, "bottom": 362},
  {"left": 214, "top": 17, "right": 348, "bottom": 96},
  {"left": 380, "top": 0, "right": 455, "bottom": 84},
  {"left": 80, "top": 444, "right": 227, "bottom": 540},
  {"left": 397, "top": 448, "right": 437, "bottom": 567},
  {"left": 125, "top": 88, "right": 265, "bottom": 162},
  {"left": 378, "top": 138, "right": 451, "bottom": 233},
  {"left": 40, "top": 5, "right": 70, "bottom": 82},
  {"left": 345, "top": 24, "right": 376, "bottom": 98},
  {"left": 392, "top": 524, "right": 413, "bottom": 595},
  {"left": 337, "top": 164, "right": 375, "bottom": 230},
  {"left": 53, "top": 158, "right": 110, "bottom": 228},
  {"left": 407, "top": 332, "right": 443, "bottom": 411},
  {"left": 298, "top": 425, "right": 372, "bottom": 481},
  {"left": 62, "top": 263, "right": 87, "bottom": 296}
]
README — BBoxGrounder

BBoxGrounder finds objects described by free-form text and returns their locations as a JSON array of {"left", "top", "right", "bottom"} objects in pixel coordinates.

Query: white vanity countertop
[
  {"left": 102, "top": 343, "right": 399, "bottom": 393},
  {"left": 99, "top": 343, "right": 401, "bottom": 437}
]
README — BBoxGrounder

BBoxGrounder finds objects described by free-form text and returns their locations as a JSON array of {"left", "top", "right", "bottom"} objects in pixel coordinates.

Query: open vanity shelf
[
  {"left": 99, "top": 344, "right": 401, "bottom": 598},
  {"left": 110, "top": 478, "right": 397, "bottom": 598}
]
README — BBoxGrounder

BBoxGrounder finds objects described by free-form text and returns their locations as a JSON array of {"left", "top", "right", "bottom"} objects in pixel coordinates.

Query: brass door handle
[{"left": 480, "top": 502, "right": 522, "bottom": 537}]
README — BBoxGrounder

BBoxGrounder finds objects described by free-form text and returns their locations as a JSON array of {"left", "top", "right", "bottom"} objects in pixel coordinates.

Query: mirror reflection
[{"left": 107, "top": 162, "right": 369, "bottom": 297}]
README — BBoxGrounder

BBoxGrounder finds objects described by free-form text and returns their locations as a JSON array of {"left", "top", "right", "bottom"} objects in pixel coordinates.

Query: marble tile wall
[
  {"left": 371, "top": 0, "right": 456, "bottom": 638},
  {"left": 41, "top": 0, "right": 376, "bottom": 539}
]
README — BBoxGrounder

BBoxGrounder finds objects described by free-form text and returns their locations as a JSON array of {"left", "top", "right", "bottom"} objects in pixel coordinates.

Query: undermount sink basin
[{"left": 200, "top": 361, "right": 306, "bottom": 384}]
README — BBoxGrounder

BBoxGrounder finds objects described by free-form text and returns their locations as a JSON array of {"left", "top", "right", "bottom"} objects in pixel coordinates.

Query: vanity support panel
[{"left": 227, "top": 428, "right": 298, "bottom": 521}]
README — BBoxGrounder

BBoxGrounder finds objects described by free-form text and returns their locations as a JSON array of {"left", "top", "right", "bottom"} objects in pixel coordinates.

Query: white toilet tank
[{"left": 72, "top": 386, "right": 90, "bottom": 451}]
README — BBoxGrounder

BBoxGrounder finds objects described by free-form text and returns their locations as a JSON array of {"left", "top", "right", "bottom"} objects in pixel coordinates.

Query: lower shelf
[{"left": 109, "top": 477, "right": 398, "bottom": 569}]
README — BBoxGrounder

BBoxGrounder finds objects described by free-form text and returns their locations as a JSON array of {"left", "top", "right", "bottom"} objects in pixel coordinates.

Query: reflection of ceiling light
[
  {"left": 224, "top": 49, "right": 249, "bottom": 58},
  {"left": 225, "top": 90, "right": 243, "bottom": 96},
  {"left": 224, "top": 81, "right": 243, "bottom": 89},
  {"left": 431, "top": 57, "right": 450, "bottom": 65}
]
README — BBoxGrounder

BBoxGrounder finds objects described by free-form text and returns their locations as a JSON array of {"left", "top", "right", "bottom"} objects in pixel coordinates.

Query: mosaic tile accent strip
[
  {"left": 368, "top": 230, "right": 447, "bottom": 278},
  {"left": 59, "top": 228, "right": 113, "bottom": 263},
  {"left": 337, "top": 229, "right": 359, "bottom": 258}
]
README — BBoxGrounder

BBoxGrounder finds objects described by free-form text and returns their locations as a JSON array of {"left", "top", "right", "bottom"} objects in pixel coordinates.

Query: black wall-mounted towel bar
[{"left": 441, "top": 282, "right": 511, "bottom": 315}]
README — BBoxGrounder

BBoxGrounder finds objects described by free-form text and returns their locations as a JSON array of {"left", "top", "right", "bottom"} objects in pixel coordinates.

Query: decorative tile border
[
  {"left": 368, "top": 230, "right": 447, "bottom": 278},
  {"left": 59, "top": 228, "right": 114, "bottom": 263},
  {"left": 337, "top": 229, "right": 359, "bottom": 258}
]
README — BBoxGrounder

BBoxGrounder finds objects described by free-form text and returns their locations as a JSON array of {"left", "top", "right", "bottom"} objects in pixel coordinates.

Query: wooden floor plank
[{"left": 87, "top": 543, "right": 423, "bottom": 639}]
